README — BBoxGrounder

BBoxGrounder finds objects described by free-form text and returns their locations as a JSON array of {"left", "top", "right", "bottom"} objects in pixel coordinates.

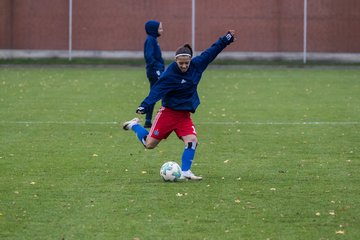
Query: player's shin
[
  {"left": 181, "top": 142, "right": 197, "bottom": 171},
  {"left": 132, "top": 124, "right": 149, "bottom": 146}
]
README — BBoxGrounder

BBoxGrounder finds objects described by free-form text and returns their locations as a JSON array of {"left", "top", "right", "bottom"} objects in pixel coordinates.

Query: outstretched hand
[{"left": 227, "top": 30, "right": 236, "bottom": 42}]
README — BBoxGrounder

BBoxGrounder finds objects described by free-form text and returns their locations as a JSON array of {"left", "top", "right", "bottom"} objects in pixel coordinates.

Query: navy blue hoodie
[
  {"left": 140, "top": 33, "right": 234, "bottom": 113},
  {"left": 144, "top": 20, "right": 165, "bottom": 79}
]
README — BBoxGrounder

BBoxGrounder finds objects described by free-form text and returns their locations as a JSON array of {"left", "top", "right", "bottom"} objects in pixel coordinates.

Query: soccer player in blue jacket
[
  {"left": 143, "top": 20, "right": 165, "bottom": 128},
  {"left": 123, "top": 30, "right": 236, "bottom": 180}
]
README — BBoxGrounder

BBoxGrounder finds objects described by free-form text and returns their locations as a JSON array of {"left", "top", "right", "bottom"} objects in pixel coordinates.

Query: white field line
[
  {"left": 0, "top": 120, "right": 359, "bottom": 126},
  {"left": 200, "top": 121, "right": 360, "bottom": 125},
  {"left": 0, "top": 121, "right": 118, "bottom": 125}
]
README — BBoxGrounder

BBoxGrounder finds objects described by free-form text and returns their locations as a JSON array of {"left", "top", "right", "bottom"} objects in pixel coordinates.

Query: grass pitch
[{"left": 0, "top": 65, "right": 359, "bottom": 239}]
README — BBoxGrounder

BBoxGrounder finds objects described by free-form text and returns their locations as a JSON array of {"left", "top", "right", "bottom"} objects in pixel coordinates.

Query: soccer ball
[{"left": 160, "top": 161, "right": 182, "bottom": 182}]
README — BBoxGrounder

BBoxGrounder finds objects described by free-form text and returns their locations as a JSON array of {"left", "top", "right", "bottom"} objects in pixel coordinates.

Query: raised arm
[{"left": 192, "top": 30, "right": 236, "bottom": 73}]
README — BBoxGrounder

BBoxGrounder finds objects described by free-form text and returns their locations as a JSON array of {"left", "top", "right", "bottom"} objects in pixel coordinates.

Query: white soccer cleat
[
  {"left": 122, "top": 118, "right": 140, "bottom": 130},
  {"left": 180, "top": 170, "right": 203, "bottom": 180}
]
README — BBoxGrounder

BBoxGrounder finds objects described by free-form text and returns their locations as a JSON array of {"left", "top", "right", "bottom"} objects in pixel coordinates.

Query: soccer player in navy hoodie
[
  {"left": 143, "top": 20, "right": 165, "bottom": 128},
  {"left": 123, "top": 30, "right": 236, "bottom": 180}
]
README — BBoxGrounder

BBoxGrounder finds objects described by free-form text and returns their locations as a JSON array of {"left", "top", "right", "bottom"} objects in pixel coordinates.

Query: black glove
[
  {"left": 225, "top": 31, "right": 235, "bottom": 43},
  {"left": 136, "top": 106, "right": 147, "bottom": 114}
]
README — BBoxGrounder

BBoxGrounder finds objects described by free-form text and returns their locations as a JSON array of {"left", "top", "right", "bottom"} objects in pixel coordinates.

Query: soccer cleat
[
  {"left": 122, "top": 118, "right": 140, "bottom": 130},
  {"left": 180, "top": 170, "right": 203, "bottom": 180}
]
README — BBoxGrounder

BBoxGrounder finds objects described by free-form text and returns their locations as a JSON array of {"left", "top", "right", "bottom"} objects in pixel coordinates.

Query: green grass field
[{"left": 0, "top": 65, "right": 359, "bottom": 239}]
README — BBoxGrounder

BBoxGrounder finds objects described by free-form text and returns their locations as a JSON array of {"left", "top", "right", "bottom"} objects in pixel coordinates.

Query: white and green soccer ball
[{"left": 160, "top": 161, "right": 182, "bottom": 182}]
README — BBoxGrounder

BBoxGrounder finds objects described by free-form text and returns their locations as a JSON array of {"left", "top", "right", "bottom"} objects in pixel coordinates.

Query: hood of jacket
[{"left": 145, "top": 20, "right": 160, "bottom": 38}]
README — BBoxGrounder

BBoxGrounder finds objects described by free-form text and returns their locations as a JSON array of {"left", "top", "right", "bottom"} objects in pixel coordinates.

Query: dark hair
[{"left": 175, "top": 44, "right": 193, "bottom": 58}]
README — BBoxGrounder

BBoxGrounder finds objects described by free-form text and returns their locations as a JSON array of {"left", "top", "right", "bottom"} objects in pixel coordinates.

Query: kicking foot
[
  {"left": 122, "top": 118, "right": 140, "bottom": 130},
  {"left": 180, "top": 170, "right": 203, "bottom": 180}
]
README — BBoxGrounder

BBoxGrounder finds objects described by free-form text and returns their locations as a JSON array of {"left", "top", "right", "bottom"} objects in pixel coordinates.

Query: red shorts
[{"left": 149, "top": 107, "right": 197, "bottom": 140}]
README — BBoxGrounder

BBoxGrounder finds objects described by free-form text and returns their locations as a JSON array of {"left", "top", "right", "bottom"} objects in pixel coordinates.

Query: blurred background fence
[{"left": 1, "top": 0, "right": 360, "bottom": 62}]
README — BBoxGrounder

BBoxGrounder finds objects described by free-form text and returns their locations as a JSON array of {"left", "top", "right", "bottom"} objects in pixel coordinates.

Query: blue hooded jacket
[
  {"left": 144, "top": 20, "right": 165, "bottom": 79},
  {"left": 140, "top": 32, "right": 234, "bottom": 113}
]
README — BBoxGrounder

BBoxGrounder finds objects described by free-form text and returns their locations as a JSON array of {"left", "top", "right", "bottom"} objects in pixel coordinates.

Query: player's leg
[
  {"left": 123, "top": 107, "right": 172, "bottom": 149},
  {"left": 143, "top": 136, "right": 160, "bottom": 149},
  {"left": 181, "top": 134, "right": 198, "bottom": 169},
  {"left": 176, "top": 115, "right": 202, "bottom": 180},
  {"left": 123, "top": 118, "right": 149, "bottom": 145},
  {"left": 123, "top": 118, "right": 161, "bottom": 149}
]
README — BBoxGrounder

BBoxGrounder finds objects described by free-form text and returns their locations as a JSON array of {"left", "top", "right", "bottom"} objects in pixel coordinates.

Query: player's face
[
  {"left": 158, "top": 22, "right": 163, "bottom": 35},
  {"left": 176, "top": 56, "right": 191, "bottom": 73}
]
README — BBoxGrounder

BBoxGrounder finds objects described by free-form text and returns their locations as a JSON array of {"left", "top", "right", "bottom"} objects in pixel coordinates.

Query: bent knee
[
  {"left": 144, "top": 143, "right": 156, "bottom": 149},
  {"left": 182, "top": 135, "right": 197, "bottom": 142},
  {"left": 144, "top": 137, "right": 160, "bottom": 149}
]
